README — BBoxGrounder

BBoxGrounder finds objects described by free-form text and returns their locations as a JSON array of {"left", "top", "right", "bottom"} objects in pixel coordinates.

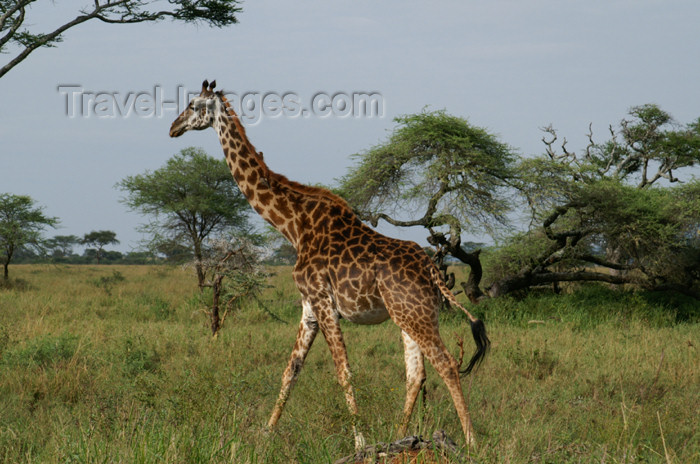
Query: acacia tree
[
  {"left": 0, "top": 193, "right": 58, "bottom": 280},
  {"left": 0, "top": 0, "right": 242, "bottom": 78},
  {"left": 339, "top": 106, "right": 700, "bottom": 301},
  {"left": 45, "top": 234, "right": 80, "bottom": 260},
  {"left": 118, "top": 147, "right": 252, "bottom": 288},
  {"left": 337, "top": 109, "right": 517, "bottom": 300},
  {"left": 488, "top": 104, "right": 700, "bottom": 298},
  {"left": 81, "top": 230, "right": 119, "bottom": 264}
]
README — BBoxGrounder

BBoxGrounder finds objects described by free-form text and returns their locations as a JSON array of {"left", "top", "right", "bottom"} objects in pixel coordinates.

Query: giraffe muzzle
[{"left": 169, "top": 122, "right": 185, "bottom": 138}]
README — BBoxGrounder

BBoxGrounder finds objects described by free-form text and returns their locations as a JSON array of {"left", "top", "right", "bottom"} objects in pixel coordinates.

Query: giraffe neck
[{"left": 213, "top": 98, "right": 302, "bottom": 247}]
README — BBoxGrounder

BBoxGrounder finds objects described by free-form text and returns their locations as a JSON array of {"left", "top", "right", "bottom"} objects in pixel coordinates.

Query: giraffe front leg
[
  {"left": 267, "top": 300, "right": 318, "bottom": 430},
  {"left": 314, "top": 304, "right": 365, "bottom": 450},
  {"left": 397, "top": 330, "right": 426, "bottom": 437}
]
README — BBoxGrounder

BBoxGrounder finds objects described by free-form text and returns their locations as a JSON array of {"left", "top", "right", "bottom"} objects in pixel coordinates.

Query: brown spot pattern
[{"left": 169, "top": 81, "right": 487, "bottom": 449}]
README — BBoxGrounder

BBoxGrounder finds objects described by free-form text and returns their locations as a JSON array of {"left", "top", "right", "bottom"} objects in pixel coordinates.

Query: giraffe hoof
[
  {"left": 354, "top": 431, "right": 366, "bottom": 451},
  {"left": 262, "top": 424, "right": 275, "bottom": 438},
  {"left": 465, "top": 433, "right": 477, "bottom": 449}
]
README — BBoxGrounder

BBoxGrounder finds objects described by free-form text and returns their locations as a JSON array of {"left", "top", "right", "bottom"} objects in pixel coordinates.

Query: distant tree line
[
  {"left": 0, "top": 216, "right": 151, "bottom": 272},
  {"left": 4, "top": 104, "right": 699, "bottom": 303},
  {"left": 11, "top": 239, "right": 154, "bottom": 266}
]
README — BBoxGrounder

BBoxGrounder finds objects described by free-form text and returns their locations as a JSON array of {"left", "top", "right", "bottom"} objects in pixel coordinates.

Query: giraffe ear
[
  {"left": 202, "top": 80, "right": 209, "bottom": 94},
  {"left": 209, "top": 80, "right": 216, "bottom": 91}
]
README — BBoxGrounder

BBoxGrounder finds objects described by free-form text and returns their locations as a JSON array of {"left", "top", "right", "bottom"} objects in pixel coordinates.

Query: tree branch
[
  {"left": 0, "top": 0, "right": 240, "bottom": 78},
  {"left": 95, "top": 10, "right": 177, "bottom": 24},
  {"left": 0, "top": 0, "right": 33, "bottom": 33},
  {"left": 0, "top": 2, "right": 28, "bottom": 49},
  {"left": 488, "top": 268, "right": 635, "bottom": 298},
  {"left": 0, "top": 5, "right": 106, "bottom": 78},
  {"left": 576, "top": 254, "right": 635, "bottom": 271}
]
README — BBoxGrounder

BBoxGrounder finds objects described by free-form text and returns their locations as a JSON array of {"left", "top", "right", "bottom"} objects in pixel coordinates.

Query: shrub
[
  {"left": 89, "top": 270, "right": 126, "bottom": 295},
  {"left": 1, "top": 332, "right": 78, "bottom": 368},
  {"left": 121, "top": 337, "right": 160, "bottom": 378}
]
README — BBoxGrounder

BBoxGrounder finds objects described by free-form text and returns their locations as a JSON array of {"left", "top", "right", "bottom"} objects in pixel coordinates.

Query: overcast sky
[{"left": 2, "top": 0, "right": 699, "bottom": 252}]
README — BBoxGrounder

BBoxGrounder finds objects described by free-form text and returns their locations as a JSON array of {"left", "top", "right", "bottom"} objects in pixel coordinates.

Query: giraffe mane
[{"left": 215, "top": 91, "right": 353, "bottom": 211}]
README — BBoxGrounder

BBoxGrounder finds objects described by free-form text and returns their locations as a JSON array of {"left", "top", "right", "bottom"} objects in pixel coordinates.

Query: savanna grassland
[{"left": 0, "top": 265, "right": 698, "bottom": 463}]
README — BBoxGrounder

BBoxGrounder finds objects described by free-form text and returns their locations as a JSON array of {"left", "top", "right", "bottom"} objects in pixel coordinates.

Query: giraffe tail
[
  {"left": 431, "top": 266, "right": 490, "bottom": 376},
  {"left": 462, "top": 318, "right": 490, "bottom": 376}
]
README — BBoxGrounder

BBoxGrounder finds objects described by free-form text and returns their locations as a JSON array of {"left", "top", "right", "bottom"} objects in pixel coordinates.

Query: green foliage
[
  {"left": 510, "top": 178, "right": 697, "bottom": 274},
  {"left": 44, "top": 235, "right": 79, "bottom": 260},
  {"left": 0, "top": 193, "right": 58, "bottom": 279},
  {"left": 584, "top": 180, "right": 698, "bottom": 274},
  {"left": 117, "top": 147, "right": 253, "bottom": 286},
  {"left": 121, "top": 336, "right": 160, "bottom": 378},
  {"left": 81, "top": 230, "right": 119, "bottom": 264},
  {"left": 338, "top": 109, "right": 516, "bottom": 232},
  {"left": 89, "top": 270, "right": 126, "bottom": 295},
  {"left": 1, "top": 0, "right": 243, "bottom": 78},
  {"left": 470, "top": 283, "right": 700, "bottom": 328},
  {"left": 118, "top": 147, "right": 249, "bottom": 226},
  {"left": 136, "top": 293, "right": 175, "bottom": 321},
  {"left": 0, "top": 325, "right": 8, "bottom": 356},
  {"left": 499, "top": 105, "right": 700, "bottom": 296},
  {"left": 2, "top": 332, "right": 78, "bottom": 368}
]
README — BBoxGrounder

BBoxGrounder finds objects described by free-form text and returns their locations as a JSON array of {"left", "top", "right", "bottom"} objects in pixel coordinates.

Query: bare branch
[
  {"left": 541, "top": 125, "right": 559, "bottom": 160},
  {"left": 95, "top": 10, "right": 177, "bottom": 24},
  {"left": 584, "top": 123, "right": 595, "bottom": 160}
]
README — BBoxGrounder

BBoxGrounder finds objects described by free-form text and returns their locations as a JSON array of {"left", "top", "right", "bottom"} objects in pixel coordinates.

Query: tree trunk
[
  {"left": 196, "top": 264, "right": 206, "bottom": 290},
  {"left": 488, "top": 269, "right": 635, "bottom": 298},
  {"left": 4, "top": 246, "right": 13, "bottom": 280},
  {"left": 426, "top": 230, "right": 485, "bottom": 303},
  {"left": 193, "top": 239, "right": 206, "bottom": 289},
  {"left": 210, "top": 274, "right": 225, "bottom": 336},
  {"left": 454, "top": 249, "right": 484, "bottom": 303}
]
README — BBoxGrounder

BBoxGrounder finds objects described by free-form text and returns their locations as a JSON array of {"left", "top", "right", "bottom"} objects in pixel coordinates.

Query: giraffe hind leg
[
  {"left": 397, "top": 330, "right": 426, "bottom": 437},
  {"left": 267, "top": 300, "right": 319, "bottom": 430},
  {"left": 379, "top": 281, "right": 477, "bottom": 446},
  {"left": 408, "top": 326, "right": 476, "bottom": 447}
]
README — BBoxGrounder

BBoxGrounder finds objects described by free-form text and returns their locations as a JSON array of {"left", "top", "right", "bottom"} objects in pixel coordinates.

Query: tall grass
[{"left": 0, "top": 265, "right": 698, "bottom": 463}]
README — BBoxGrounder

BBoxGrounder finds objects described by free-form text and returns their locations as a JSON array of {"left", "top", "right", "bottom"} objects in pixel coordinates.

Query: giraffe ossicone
[{"left": 170, "top": 79, "right": 490, "bottom": 449}]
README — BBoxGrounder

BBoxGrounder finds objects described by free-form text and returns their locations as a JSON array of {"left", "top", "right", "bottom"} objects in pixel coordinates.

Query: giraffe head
[{"left": 169, "top": 80, "right": 221, "bottom": 137}]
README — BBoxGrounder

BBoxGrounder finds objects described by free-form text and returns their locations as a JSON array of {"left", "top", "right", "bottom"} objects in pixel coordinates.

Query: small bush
[
  {"left": 122, "top": 337, "right": 160, "bottom": 378},
  {"left": 89, "top": 270, "right": 126, "bottom": 295},
  {"left": 0, "top": 325, "right": 9, "bottom": 356},
  {"left": 0, "top": 277, "right": 31, "bottom": 291},
  {"left": 135, "top": 294, "right": 174, "bottom": 321},
  {"left": 1, "top": 332, "right": 78, "bottom": 368},
  {"left": 474, "top": 284, "right": 697, "bottom": 328}
]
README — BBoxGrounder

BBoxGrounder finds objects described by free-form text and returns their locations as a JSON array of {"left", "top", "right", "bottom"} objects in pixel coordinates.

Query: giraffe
[{"left": 169, "top": 80, "right": 490, "bottom": 449}]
